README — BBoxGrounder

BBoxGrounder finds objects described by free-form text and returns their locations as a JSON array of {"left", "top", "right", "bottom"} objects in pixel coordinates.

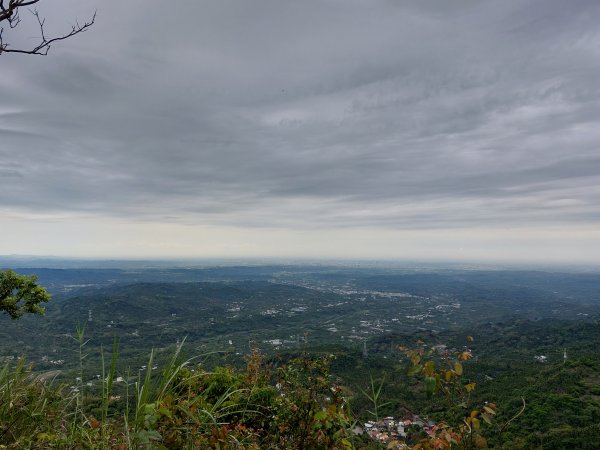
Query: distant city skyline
[{"left": 2, "top": 0, "right": 600, "bottom": 263}]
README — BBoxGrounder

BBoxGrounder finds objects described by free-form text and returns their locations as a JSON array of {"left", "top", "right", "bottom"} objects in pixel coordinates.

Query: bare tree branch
[{"left": 0, "top": 0, "right": 95, "bottom": 55}]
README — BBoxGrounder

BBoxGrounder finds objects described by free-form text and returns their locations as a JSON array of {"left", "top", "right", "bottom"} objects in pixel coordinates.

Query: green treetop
[{"left": 0, "top": 270, "right": 50, "bottom": 319}]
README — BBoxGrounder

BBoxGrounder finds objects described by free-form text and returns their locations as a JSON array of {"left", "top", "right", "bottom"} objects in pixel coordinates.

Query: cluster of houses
[
  {"left": 353, "top": 415, "right": 435, "bottom": 448},
  {"left": 41, "top": 355, "right": 65, "bottom": 365}
]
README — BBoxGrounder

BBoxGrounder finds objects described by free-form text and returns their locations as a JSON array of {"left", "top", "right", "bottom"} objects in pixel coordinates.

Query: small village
[{"left": 354, "top": 414, "right": 436, "bottom": 449}]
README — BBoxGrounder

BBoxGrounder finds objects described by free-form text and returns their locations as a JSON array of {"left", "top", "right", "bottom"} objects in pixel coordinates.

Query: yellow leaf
[
  {"left": 467, "top": 335, "right": 474, "bottom": 342},
  {"left": 411, "top": 354, "right": 421, "bottom": 366},
  {"left": 483, "top": 406, "right": 496, "bottom": 415},
  {"left": 424, "top": 361, "right": 435, "bottom": 376},
  {"left": 341, "top": 438, "right": 353, "bottom": 449},
  {"left": 454, "top": 361, "right": 463, "bottom": 376},
  {"left": 465, "top": 383, "right": 476, "bottom": 392},
  {"left": 459, "top": 351, "right": 473, "bottom": 361}
]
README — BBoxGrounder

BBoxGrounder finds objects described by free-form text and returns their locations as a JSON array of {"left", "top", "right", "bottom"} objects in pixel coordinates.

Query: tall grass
[
  {"left": 0, "top": 358, "right": 80, "bottom": 448},
  {"left": 0, "top": 336, "right": 355, "bottom": 449}
]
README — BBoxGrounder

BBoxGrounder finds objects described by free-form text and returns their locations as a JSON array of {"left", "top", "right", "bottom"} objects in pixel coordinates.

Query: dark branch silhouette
[{"left": 0, "top": 0, "right": 95, "bottom": 55}]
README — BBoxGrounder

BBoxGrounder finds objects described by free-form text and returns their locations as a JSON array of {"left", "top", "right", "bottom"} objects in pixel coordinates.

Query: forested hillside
[{"left": 1, "top": 266, "right": 600, "bottom": 448}]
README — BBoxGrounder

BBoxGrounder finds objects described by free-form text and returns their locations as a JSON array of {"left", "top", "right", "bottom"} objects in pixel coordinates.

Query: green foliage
[
  {"left": 2, "top": 268, "right": 600, "bottom": 448},
  {"left": 405, "top": 341, "right": 497, "bottom": 449},
  {"left": 0, "top": 359, "right": 66, "bottom": 448},
  {"left": 1, "top": 327, "right": 600, "bottom": 449},
  {"left": 0, "top": 344, "right": 355, "bottom": 449},
  {"left": 0, "top": 270, "right": 50, "bottom": 319},
  {"left": 270, "top": 354, "right": 352, "bottom": 449},
  {"left": 135, "top": 351, "right": 353, "bottom": 449}
]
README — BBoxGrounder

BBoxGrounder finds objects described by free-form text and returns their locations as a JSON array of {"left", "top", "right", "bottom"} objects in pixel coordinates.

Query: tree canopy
[{"left": 0, "top": 269, "right": 50, "bottom": 319}]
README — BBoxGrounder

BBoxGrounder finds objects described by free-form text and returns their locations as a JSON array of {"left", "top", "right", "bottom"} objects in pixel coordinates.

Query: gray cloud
[{"left": 2, "top": 0, "right": 600, "bottom": 236}]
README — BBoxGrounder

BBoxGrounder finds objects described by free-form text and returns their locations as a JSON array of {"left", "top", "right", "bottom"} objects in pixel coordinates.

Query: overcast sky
[{"left": 1, "top": 0, "right": 600, "bottom": 263}]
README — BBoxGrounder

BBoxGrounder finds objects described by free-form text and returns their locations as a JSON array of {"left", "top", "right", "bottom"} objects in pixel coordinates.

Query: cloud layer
[{"left": 1, "top": 0, "right": 600, "bottom": 260}]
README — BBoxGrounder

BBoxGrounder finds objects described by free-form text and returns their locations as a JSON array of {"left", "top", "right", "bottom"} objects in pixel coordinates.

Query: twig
[
  {"left": 499, "top": 397, "right": 526, "bottom": 433},
  {"left": 0, "top": 1, "right": 95, "bottom": 55}
]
